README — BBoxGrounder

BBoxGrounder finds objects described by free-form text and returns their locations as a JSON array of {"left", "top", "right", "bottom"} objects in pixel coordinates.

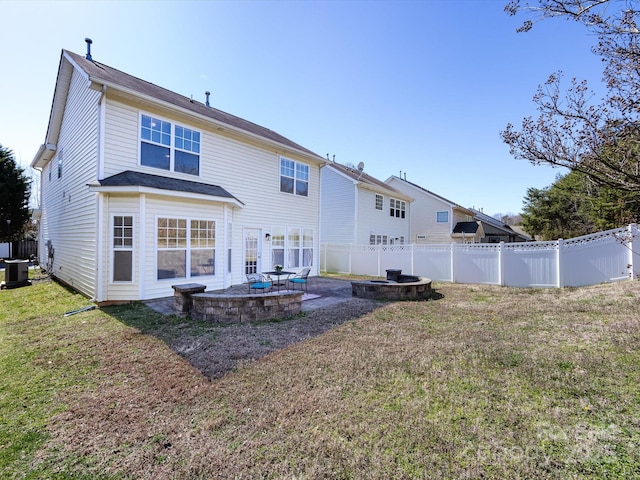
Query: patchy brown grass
[{"left": 4, "top": 278, "right": 640, "bottom": 478}]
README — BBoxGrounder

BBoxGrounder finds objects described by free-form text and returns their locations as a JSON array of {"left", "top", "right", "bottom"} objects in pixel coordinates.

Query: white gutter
[{"left": 87, "top": 183, "right": 245, "bottom": 209}]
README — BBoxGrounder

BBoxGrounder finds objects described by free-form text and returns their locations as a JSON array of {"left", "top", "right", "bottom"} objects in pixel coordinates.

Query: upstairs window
[
  {"left": 175, "top": 126, "right": 200, "bottom": 175},
  {"left": 140, "top": 114, "right": 200, "bottom": 175},
  {"left": 436, "top": 211, "right": 449, "bottom": 223},
  {"left": 280, "top": 157, "right": 309, "bottom": 196},
  {"left": 375, "top": 194, "right": 383, "bottom": 210},
  {"left": 389, "top": 198, "right": 406, "bottom": 218}
]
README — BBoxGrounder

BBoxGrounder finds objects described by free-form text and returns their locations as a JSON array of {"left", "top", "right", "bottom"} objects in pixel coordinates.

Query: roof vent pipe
[
  {"left": 85, "top": 38, "right": 93, "bottom": 61},
  {"left": 205, "top": 91, "right": 211, "bottom": 107}
]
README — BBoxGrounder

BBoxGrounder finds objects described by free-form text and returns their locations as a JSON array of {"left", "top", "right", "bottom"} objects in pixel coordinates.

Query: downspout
[
  {"left": 97, "top": 85, "right": 106, "bottom": 179},
  {"left": 95, "top": 85, "right": 107, "bottom": 301},
  {"left": 318, "top": 163, "right": 327, "bottom": 272}
]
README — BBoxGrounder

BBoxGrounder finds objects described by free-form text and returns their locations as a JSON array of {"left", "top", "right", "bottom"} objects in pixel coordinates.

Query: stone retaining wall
[
  {"left": 190, "top": 291, "right": 303, "bottom": 323},
  {"left": 351, "top": 278, "right": 433, "bottom": 300}
]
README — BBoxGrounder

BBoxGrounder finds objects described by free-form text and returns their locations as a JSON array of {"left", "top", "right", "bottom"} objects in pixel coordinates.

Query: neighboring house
[
  {"left": 471, "top": 209, "right": 531, "bottom": 243},
  {"left": 31, "top": 42, "right": 326, "bottom": 302},
  {"left": 385, "top": 176, "right": 483, "bottom": 243},
  {"left": 320, "top": 162, "right": 412, "bottom": 245}
]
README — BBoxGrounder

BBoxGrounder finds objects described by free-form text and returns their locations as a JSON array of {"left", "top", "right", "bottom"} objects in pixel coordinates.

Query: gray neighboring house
[{"left": 471, "top": 209, "right": 530, "bottom": 243}]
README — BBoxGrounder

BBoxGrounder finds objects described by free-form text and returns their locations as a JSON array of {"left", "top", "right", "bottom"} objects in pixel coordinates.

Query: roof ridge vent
[{"left": 85, "top": 38, "right": 93, "bottom": 61}]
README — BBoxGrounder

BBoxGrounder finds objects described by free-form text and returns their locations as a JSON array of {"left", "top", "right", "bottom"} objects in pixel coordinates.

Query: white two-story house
[
  {"left": 385, "top": 175, "right": 483, "bottom": 244},
  {"left": 31, "top": 43, "right": 326, "bottom": 302},
  {"left": 321, "top": 162, "right": 412, "bottom": 245}
]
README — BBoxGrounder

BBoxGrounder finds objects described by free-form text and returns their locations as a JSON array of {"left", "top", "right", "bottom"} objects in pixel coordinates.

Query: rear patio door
[{"left": 244, "top": 228, "right": 261, "bottom": 276}]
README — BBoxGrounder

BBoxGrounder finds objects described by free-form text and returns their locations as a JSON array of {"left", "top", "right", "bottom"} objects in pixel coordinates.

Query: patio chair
[
  {"left": 287, "top": 267, "right": 311, "bottom": 293},
  {"left": 247, "top": 273, "right": 273, "bottom": 294}
]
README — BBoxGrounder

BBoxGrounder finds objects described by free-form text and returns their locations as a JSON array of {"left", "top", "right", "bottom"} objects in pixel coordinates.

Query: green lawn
[{"left": 1, "top": 275, "right": 640, "bottom": 479}]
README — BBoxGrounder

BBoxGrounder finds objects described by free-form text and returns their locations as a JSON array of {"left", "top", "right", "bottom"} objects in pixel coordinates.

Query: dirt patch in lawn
[{"left": 124, "top": 277, "right": 387, "bottom": 379}]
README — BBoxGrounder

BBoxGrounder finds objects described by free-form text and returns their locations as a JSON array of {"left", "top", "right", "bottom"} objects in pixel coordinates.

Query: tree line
[{"left": 503, "top": 0, "right": 640, "bottom": 240}]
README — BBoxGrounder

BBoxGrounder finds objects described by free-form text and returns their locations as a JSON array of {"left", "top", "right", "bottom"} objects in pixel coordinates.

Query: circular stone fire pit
[{"left": 351, "top": 277, "right": 433, "bottom": 300}]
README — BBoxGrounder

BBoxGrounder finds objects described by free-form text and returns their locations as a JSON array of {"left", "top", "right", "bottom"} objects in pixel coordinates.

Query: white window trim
[
  {"left": 139, "top": 112, "right": 201, "bottom": 176},
  {"left": 279, "top": 157, "right": 309, "bottom": 197},
  {"left": 436, "top": 211, "right": 449, "bottom": 223},
  {"left": 155, "top": 215, "right": 217, "bottom": 281},
  {"left": 375, "top": 194, "right": 384, "bottom": 211},
  {"left": 111, "top": 214, "right": 135, "bottom": 284}
]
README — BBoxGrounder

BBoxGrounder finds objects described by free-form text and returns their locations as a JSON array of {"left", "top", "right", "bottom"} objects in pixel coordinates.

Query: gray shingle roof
[
  {"left": 64, "top": 50, "right": 322, "bottom": 160},
  {"left": 328, "top": 162, "right": 409, "bottom": 197},
  {"left": 95, "top": 170, "right": 241, "bottom": 203}
]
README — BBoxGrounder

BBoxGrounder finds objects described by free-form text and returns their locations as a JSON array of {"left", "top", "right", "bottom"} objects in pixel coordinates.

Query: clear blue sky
[{"left": 1, "top": 0, "right": 604, "bottom": 216}]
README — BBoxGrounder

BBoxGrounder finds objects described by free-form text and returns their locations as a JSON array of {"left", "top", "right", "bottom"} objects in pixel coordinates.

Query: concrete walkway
[{"left": 144, "top": 276, "right": 355, "bottom": 316}]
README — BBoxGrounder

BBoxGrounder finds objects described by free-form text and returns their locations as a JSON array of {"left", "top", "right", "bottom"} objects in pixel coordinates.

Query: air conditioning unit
[{"left": 1, "top": 259, "right": 31, "bottom": 289}]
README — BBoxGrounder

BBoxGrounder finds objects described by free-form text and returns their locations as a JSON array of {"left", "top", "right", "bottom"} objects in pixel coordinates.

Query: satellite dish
[{"left": 357, "top": 162, "right": 364, "bottom": 171}]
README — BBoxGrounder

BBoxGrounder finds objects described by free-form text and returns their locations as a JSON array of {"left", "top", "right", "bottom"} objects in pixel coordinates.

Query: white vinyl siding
[
  {"left": 386, "top": 177, "right": 469, "bottom": 244},
  {"left": 320, "top": 168, "right": 356, "bottom": 244},
  {"left": 356, "top": 188, "right": 409, "bottom": 245},
  {"left": 41, "top": 68, "right": 100, "bottom": 298},
  {"left": 41, "top": 64, "right": 323, "bottom": 301}
]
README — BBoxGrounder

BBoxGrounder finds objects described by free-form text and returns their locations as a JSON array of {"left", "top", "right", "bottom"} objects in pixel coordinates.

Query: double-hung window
[
  {"left": 375, "top": 194, "right": 383, "bottom": 210},
  {"left": 140, "top": 114, "right": 200, "bottom": 175},
  {"left": 390, "top": 198, "right": 406, "bottom": 218},
  {"left": 113, "top": 216, "right": 133, "bottom": 282},
  {"left": 280, "top": 157, "right": 309, "bottom": 196}
]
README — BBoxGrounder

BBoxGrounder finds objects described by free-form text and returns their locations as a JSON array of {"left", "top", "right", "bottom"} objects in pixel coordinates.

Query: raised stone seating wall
[{"left": 189, "top": 290, "right": 303, "bottom": 323}]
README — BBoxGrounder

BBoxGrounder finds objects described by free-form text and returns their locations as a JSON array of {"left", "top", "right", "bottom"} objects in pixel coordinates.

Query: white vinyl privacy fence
[{"left": 321, "top": 224, "right": 640, "bottom": 288}]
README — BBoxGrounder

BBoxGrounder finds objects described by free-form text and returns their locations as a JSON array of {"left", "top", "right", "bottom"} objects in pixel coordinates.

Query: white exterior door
[{"left": 244, "top": 229, "right": 261, "bottom": 276}]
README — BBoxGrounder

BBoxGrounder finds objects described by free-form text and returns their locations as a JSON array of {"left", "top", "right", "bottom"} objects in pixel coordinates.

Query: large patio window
[
  {"left": 157, "top": 217, "right": 215, "bottom": 279},
  {"left": 270, "top": 226, "right": 313, "bottom": 270},
  {"left": 271, "top": 227, "right": 285, "bottom": 269}
]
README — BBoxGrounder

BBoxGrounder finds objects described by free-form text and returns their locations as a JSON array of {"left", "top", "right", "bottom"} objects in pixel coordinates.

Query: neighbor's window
[
  {"left": 436, "top": 211, "right": 449, "bottom": 223},
  {"left": 389, "top": 198, "right": 406, "bottom": 218},
  {"left": 113, "top": 215, "right": 133, "bottom": 282},
  {"left": 280, "top": 157, "right": 309, "bottom": 196},
  {"left": 157, "top": 217, "right": 215, "bottom": 279},
  {"left": 375, "top": 194, "right": 383, "bottom": 210},
  {"left": 57, "top": 149, "right": 63, "bottom": 179},
  {"left": 369, "top": 234, "right": 388, "bottom": 245},
  {"left": 140, "top": 114, "right": 200, "bottom": 175}
]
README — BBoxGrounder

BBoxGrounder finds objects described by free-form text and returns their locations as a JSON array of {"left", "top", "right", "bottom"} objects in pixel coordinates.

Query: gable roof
[
  {"left": 386, "top": 175, "right": 473, "bottom": 214},
  {"left": 33, "top": 49, "right": 325, "bottom": 168},
  {"left": 471, "top": 208, "right": 531, "bottom": 241},
  {"left": 327, "top": 163, "right": 412, "bottom": 200},
  {"left": 89, "top": 170, "right": 243, "bottom": 207}
]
